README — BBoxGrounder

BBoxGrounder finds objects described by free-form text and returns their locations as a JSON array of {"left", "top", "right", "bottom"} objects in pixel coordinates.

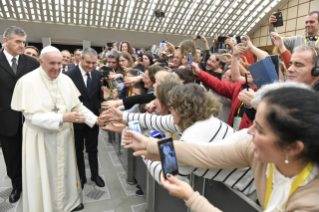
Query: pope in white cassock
[{"left": 11, "top": 46, "right": 104, "bottom": 212}]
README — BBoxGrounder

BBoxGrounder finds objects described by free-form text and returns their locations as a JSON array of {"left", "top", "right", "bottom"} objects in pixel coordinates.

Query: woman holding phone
[{"left": 123, "top": 82, "right": 319, "bottom": 212}]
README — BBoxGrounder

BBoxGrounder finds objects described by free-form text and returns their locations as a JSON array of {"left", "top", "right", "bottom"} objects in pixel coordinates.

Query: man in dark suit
[
  {"left": 61, "top": 50, "right": 73, "bottom": 73},
  {"left": 0, "top": 26, "right": 39, "bottom": 203},
  {"left": 65, "top": 48, "right": 105, "bottom": 189}
]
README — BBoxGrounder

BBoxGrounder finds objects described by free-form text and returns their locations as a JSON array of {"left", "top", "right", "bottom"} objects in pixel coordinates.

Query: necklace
[{"left": 40, "top": 72, "right": 60, "bottom": 113}]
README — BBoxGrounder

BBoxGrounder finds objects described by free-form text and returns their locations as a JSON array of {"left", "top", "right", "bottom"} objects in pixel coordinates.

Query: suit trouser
[
  {"left": 0, "top": 118, "right": 22, "bottom": 191},
  {"left": 74, "top": 125, "right": 99, "bottom": 180}
]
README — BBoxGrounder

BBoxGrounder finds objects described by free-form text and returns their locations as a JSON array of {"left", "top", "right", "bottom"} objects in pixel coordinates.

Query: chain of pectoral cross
[{"left": 41, "top": 74, "right": 60, "bottom": 113}]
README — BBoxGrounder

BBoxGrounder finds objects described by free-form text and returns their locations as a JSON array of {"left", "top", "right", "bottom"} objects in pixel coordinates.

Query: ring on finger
[{"left": 76, "top": 119, "right": 78, "bottom": 122}]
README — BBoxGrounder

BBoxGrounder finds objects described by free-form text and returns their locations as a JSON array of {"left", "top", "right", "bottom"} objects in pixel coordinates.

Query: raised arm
[
  {"left": 231, "top": 44, "right": 246, "bottom": 82},
  {"left": 243, "top": 35, "right": 269, "bottom": 60},
  {"left": 190, "top": 62, "right": 238, "bottom": 99}
]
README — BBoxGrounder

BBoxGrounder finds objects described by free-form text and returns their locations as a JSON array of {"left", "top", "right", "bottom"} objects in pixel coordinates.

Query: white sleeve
[
  {"left": 122, "top": 111, "right": 179, "bottom": 133},
  {"left": 72, "top": 103, "right": 98, "bottom": 128},
  {"left": 24, "top": 113, "right": 63, "bottom": 133}
]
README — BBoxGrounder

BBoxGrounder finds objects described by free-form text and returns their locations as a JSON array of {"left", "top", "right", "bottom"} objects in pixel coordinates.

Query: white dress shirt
[
  {"left": 61, "top": 65, "right": 68, "bottom": 72},
  {"left": 78, "top": 63, "right": 92, "bottom": 87},
  {"left": 3, "top": 48, "right": 19, "bottom": 67}
]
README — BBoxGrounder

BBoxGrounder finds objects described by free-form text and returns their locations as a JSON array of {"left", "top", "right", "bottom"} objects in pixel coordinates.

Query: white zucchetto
[{"left": 40, "top": 46, "right": 60, "bottom": 55}]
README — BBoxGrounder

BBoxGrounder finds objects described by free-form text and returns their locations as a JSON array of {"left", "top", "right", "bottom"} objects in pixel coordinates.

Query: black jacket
[
  {"left": 65, "top": 66, "right": 104, "bottom": 130},
  {"left": 0, "top": 51, "right": 39, "bottom": 136}
]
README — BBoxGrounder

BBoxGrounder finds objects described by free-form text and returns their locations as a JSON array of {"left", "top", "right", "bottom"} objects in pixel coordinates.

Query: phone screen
[
  {"left": 188, "top": 53, "right": 193, "bottom": 69},
  {"left": 128, "top": 121, "right": 142, "bottom": 133},
  {"left": 158, "top": 137, "right": 178, "bottom": 179}
]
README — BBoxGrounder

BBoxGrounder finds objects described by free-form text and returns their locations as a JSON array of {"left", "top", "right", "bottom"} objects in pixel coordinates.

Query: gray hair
[
  {"left": 61, "top": 50, "right": 71, "bottom": 57},
  {"left": 3, "top": 26, "right": 27, "bottom": 39},
  {"left": 251, "top": 81, "right": 312, "bottom": 106},
  {"left": 107, "top": 51, "right": 119, "bottom": 59},
  {"left": 294, "top": 45, "right": 319, "bottom": 67},
  {"left": 81, "top": 47, "right": 98, "bottom": 59}
]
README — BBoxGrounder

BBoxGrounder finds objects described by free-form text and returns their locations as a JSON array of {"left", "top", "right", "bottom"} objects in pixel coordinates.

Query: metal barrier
[
  {"left": 203, "top": 179, "right": 262, "bottom": 212},
  {"left": 104, "top": 130, "right": 262, "bottom": 212}
]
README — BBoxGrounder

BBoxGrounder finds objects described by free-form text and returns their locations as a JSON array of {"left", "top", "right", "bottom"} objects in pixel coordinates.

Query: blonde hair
[
  {"left": 169, "top": 84, "right": 220, "bottom": 132},
  {"left": 179, "top": 40, "right": 199, "bottom": 63},
  {"left": 155, "top": 71, "right": 181, "bottom": 84}
]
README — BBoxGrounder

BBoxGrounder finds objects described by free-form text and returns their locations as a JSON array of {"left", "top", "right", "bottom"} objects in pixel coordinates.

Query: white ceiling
[{"left": 0, "top": 0, "right": 288, "bottom": 48}]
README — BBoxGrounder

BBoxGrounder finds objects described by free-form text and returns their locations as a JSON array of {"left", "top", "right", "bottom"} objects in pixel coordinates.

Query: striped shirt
[{"left": 123, "top": 112, "right": 256, "bottom": 196}]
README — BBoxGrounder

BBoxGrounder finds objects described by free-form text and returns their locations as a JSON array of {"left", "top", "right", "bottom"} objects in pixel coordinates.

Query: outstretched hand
[
  {"left": 160, "top": 174, "right": 195, "bottom": 201},
  {"left": 122, "top": 131, "right": 160, "bottom": 160},
  {"left": 99, "top": 107, "right": 123, "bottom": 122}
]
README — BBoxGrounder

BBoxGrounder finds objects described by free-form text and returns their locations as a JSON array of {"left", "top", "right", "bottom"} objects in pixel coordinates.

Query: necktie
[
  {"left": 86, "top": 73, "right": 92, "bottom": 96},
  {"left": 62, "top": 66, "right": 66, "bottom": 73},
  {"left": 11, "top": 58, "right": 17, "bottom": 74}
]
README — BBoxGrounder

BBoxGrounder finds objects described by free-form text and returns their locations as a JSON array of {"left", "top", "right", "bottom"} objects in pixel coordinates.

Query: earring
[{"left": 285, "top": 153, "right": 289, "bottom": 164}]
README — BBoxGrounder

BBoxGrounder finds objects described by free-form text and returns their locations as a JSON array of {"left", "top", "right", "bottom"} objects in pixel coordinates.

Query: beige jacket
[{"left": 147, "top": 139, "right": 319, "bottom": 212}]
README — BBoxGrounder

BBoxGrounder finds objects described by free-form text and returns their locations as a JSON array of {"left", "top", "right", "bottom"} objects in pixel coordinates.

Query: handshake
[{"left": 96, "top": 115, "right": 108, "bottom": 127}]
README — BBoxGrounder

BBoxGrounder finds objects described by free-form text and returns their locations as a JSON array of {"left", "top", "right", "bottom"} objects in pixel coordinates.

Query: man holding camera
[
  {"left": 269, "top": 11, "right": 319, "bottom": 53},
  {"left": 65, "top": 48, "right": 106, "bottom": 189}
]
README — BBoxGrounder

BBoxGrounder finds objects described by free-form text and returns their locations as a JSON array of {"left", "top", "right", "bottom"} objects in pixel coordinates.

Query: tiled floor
[{"left": 0, "top": 129, "right": 146, "bottom": 212}]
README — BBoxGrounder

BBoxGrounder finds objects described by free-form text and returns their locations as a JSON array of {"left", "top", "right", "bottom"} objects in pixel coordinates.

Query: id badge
[{"left": 233, "top": 116, "right": 242, "bottom": 131}]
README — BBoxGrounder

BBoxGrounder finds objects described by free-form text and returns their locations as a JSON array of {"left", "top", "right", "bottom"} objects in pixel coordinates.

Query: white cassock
[{"left": 11, "top": 67, "right": 98, "bottom": 212}]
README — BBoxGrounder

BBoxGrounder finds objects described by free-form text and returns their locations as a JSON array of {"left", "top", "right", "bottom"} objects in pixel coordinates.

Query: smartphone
[
  {"left": 102, "top": 66, "right": 113, "bottom": 78},
  {"left": 128, "top": 121, "right": 142, "bottom": 133},
  {"left": 188, "top": 53, "right": 192, "bottom": 69},
  {"left": 197, "top": 35, "right": 201, "bottom": 39},
  {"left": 245, "top": 72, "right": 249, "bottom": 91},
  {"left": 217, "top": 36, "right": 228, "bottom": 43},
  {"left": 174, "top": 46, "right": 179, "bottom": 50},
  {"left": 150, "top": 130, "right": 164, "bottom": 139},
  {"left": 273, "top": 12, "right": 283, "bottom": 28},
  {"left": 158, "top": 137, "right": 178, "bottom": 179},
  {"left": 236, "top": 36, "right": 241, "bottom": 44},
  {"left": 106, "top": 42, "right": 113, "bottom": 48}
]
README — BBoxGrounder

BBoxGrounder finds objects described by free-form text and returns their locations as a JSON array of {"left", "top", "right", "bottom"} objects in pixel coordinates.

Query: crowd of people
[{"left": 0, "top": 9, "right": 319, "bottom": 212}]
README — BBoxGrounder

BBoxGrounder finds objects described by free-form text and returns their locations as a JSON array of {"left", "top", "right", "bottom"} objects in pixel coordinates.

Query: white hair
[{"left": 251, "top": 81, "right": 312, "bottom": 106}]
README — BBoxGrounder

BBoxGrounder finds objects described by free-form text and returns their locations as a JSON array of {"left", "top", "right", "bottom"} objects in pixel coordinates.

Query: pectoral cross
[{"left": 52, "top": 104, "right": 60, "bottom": 113}]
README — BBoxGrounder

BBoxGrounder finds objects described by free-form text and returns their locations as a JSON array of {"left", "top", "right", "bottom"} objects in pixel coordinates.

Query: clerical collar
[
  {"left": 3, "top": 48, "right": 19, "bottom": 65},
  {"left": 39, "top": 66, "right": 58, "bottom": 81}
]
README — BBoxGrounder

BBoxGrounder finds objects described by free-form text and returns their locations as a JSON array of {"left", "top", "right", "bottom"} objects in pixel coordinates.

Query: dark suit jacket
[
  {"left": 65, "top": 66, "right": 104, "bottom": 130},
  {"left": 0, "top": 51, "right": 39, "bottom": 136}
]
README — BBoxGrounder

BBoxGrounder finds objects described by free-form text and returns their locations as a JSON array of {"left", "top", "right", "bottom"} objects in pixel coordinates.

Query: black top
[{"left": 123, "top": 93, "right": 155, "bottom": 110}]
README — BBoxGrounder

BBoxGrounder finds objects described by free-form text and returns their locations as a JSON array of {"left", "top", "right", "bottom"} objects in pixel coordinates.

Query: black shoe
[
  {"left": 91, "top": 175, "right": 105, "bottom": 187},
  {"left": 9, "top": 189, "right": 21, "bottom": 203},
  {"left": 126, "top": 180, "right": 137, "bottom": 185},
  {"left": 135, "top": 189, "right": 144, "bottom": 196},
  {"left": 136, "top": 185, "right": 141, "bottom": 189},
  {"left": 81, "top": 178, "right": 87, "bottom": 189},
  {"left": 71, "top": 203, "right": 84, "bottom": 211}
]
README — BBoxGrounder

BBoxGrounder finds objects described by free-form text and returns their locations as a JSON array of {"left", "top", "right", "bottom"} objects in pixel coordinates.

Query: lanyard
[
  {"left": 264, "top": 162, "right": 314, "bottom": 211},
  {"left": 170, "top": 133, "right": 175, "bottom": 140},
  {"left": 304, "top": 37, "right": 319, "bottom": 46},
  {"left": 237, "top": 102, "right": 244, "bottom": 116},
  {"left": 128, "top": 87, "right": 131, "bottom": 97}
]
